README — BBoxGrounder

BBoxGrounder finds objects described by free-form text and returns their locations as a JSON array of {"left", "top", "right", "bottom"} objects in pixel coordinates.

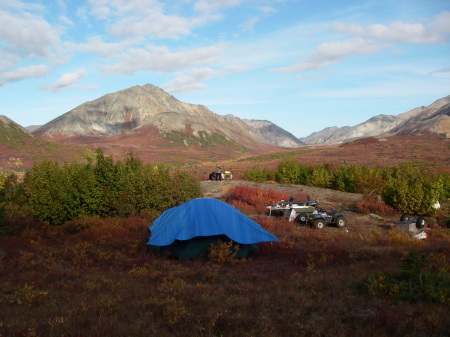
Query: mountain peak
[{"left": 34, "top": 84, "right": 214, "bottom": 137}]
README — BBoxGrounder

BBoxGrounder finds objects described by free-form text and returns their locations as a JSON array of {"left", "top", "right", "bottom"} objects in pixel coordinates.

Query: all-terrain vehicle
[
  {"left": 267, "top": 196, "right": 318, "bottom": 223},
  {"left": 305, "top": 209, "right": 347, "bottom": 229}
]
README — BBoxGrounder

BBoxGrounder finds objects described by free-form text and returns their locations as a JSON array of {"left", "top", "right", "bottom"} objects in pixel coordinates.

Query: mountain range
[
  {"left": 300, "top": 95, "right": 450, "bottom": 144},
  {"left": 1, "top": 84, "right": 449, "bottom": 159}
]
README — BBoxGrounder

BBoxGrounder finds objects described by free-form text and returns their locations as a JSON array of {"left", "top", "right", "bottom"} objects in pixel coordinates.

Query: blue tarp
[{"left": 148, "top": 198, "right": 279, "bottom": 246}]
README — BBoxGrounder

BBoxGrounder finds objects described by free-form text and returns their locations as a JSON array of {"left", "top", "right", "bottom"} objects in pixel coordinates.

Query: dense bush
[
  {"left": 274, "top": 160, "right": 308, "bottom": 185},
  {"left": 244, "top": 161, "right": 448, "bottom": 215},
  {"left": 242, "top": 166, "right": 275, "bottom": 182},
  {"left": 20, "top": 150, "right": 202, "bottom": 225},
  {"left": 381, "top": 165, "right": 446, "bottom": 215}
]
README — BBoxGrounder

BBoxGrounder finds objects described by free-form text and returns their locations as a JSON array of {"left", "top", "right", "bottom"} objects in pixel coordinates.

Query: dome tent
[{"left": 147, "top": 198, "right": 278, "bottom": 260}]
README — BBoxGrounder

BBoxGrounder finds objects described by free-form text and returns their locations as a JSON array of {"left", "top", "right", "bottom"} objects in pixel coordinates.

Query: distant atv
[{"left": 305, "top": 209, "right": 347, "bottom": 229}]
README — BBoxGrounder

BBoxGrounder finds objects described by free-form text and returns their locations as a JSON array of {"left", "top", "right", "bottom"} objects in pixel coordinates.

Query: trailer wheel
[
  {"left": 335, "top": 216, "right": 347, "bottom": 228},
  {"left": 416, "top": 216, "right": 425, "bottom": 229},
  {"left": 313, "top": 219, "right": 326, "bottom": 229},
  {"left": 297, "top": 214, "right": 307, "bottom": 223}
]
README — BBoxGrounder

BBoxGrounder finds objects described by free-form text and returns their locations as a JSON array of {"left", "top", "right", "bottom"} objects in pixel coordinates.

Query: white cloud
[
  {"left": 162, "top": 65, "right": 248, "bottom": 93},
  {"left": 0, "top": 9, "right": 60, "bottom": 58},
  {"left": 239, "top": 5, "right": 276, "bottom": 33},
  {"left": 75, "top": 36, "right": 131, "bottom": 57},
  {"left": 109, "top": 11, "right": 193, "bottom": 40},
  {"left": 193, "top": 0, "right": 244, "bottom": 13},
  {"left": 429, "top": 11, "right": 450, "bottom": 36},
  {"left": 88, "top": 0, "right": 111, "bottom": 20},
  {"left": 1, "top": 0, "right": 44, "bottom": 11},
  {"left": 0, "top": 64, "right": 49, "bottom": 86},
  {"left": 333, "top": 21, "right": 443, "bottom": 44},
  {"left": 40, "top": 68, "right": 97, "bottom": 92},
  {"left": 274, "top": 38, "right": 381, "bottom": 73},
  {"left": 239, "top": 16, "right": 260, "bottom": 33},
  {"left": 274, "top": 11, "right": 450, "bottom": 74},
  {"left": 100, "top": 43, "right": 225, "bottom": 75},
  {"left": 87, "top": 0, "right": 199, "bottom": 39},
  {"left": 162, "top": 68, "right": 216, "bottom": 93},
  {"left": 332, "top": 11, "right": 450, "bottom": 45}
]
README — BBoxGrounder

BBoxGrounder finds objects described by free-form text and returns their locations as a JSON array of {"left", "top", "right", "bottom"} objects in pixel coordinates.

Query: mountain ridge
[
  {"left": 301, "top": 95, "right": 450, "bottom": 144},
  {"left": 12, "top": 86, "right": 450, "bottom": 147}
]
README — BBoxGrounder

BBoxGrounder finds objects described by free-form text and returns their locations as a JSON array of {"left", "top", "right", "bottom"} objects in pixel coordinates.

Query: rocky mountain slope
[
  {"left": 301, "top": 95, "right": 450, "bottom": 144},
  {"left": 243, "top": 119, "right": 305, "bottom": 147},
  {"left": 32, "top": 84, "right": 281, "bottom": 150}
]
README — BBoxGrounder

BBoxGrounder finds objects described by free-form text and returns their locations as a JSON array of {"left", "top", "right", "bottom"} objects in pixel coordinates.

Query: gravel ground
[
  {"left": 200, "top": 179, "right": 406, "bottom": 235},
  {"left": 201, "top": 179, "right": 363, "bottom": 207}
]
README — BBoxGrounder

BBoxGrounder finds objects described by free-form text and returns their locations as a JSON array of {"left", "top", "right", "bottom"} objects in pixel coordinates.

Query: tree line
[
  {"left": 243, "top": 160, "right": 449, "bottom": 215},
  {"left": 0, "top": 150, "right": 202, "bottom": 225}
]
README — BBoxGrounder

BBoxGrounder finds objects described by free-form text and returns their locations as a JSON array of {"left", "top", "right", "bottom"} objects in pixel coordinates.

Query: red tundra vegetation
[{"left": 1, "top": 183, "right": 449, "bottom": 336}]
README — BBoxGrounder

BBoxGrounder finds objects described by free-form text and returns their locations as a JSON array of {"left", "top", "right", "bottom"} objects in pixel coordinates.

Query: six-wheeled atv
[
  {"left": 267, "top": 196, "right": 347, "bottom": 229},
  {"left": 267, "top": 197, "right": 318, "bottom": 222}
]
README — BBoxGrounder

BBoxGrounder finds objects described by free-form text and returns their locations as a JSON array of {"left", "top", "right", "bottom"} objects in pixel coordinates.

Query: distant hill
[
  {"left": 243, "top": 119, "right": 305, "bottom": 147},
  {"left": 24, "top": 125, "right": 42, "bottom": 133},
  {"left": 300, "top": 95, "right": 450, "bottom": 144}
]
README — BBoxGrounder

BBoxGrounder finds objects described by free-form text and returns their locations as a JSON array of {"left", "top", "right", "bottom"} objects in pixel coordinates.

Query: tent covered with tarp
[{"left": 147, "top": 198, "right": 278, "bottom": 260}]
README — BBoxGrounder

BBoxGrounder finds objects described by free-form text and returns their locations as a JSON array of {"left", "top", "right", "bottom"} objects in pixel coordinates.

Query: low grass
[{"left": 1, "top": 188, "right": 449, "bottom": 336}]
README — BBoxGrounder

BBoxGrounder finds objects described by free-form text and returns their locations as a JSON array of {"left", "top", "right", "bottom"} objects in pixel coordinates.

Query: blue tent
[{"left": 147, "top": 198, "right": 278, "bottom": 260}]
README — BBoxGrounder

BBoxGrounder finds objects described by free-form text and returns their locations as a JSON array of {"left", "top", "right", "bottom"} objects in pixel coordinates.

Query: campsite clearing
[{"left": 200, "top": 179, "right": 397, "bottom": 234}]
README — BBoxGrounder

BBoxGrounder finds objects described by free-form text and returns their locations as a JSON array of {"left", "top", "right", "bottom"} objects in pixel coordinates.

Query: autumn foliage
[{"left": 1, "top": 157, "right": 449, "bottom": 336}]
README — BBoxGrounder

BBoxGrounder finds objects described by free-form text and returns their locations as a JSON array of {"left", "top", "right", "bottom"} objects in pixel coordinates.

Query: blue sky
[{"left": 1, "top": 0, "right": 449, "bottom": 138}]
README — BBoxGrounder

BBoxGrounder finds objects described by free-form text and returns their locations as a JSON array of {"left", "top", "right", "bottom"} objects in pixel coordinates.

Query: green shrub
[
  {"left": 22, "top": 150, "right": 203, "bottom": 225},
  {"left": 242, "top": 166, "right": 275, "bottom": 182},
  {"left": 307, "top": 164, "right": 333, "bottom": 188},
  {"left": 274, "top": 160, "right": 308, "bottom": 184},
  {"left": 381, "top": 165, "right": 445, "bottom": 215}
]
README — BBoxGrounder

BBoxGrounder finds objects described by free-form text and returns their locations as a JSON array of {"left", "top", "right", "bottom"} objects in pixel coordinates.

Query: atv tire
[
  {"left": 313, "top": 219, "right": 326, "bottom": 229},
  {"left": 297, "top": 214, "right": 307, "bottom": 223},
  {"left": 335, "top": 216, "right": 347, "bottom": 228}
]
